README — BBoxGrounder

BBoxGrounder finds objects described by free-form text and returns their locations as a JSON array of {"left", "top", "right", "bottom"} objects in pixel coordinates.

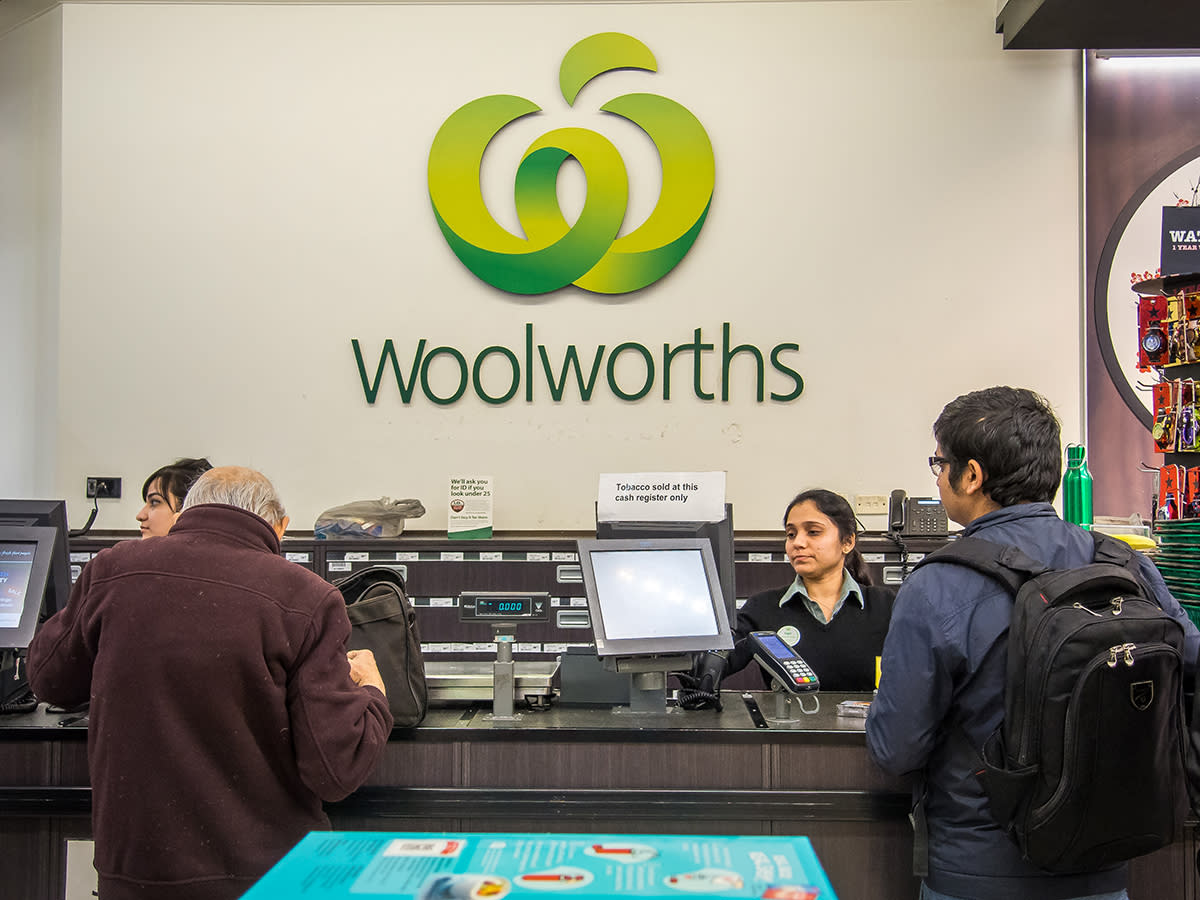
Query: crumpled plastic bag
[{"left": 314, "top": 497, "right": 426, "bottom": 539}]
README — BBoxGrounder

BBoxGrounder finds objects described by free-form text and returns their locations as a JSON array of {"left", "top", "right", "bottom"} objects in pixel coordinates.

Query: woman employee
[
  {"left": 725, "top": 489, "right": 895, "bottom": 692},
  {"left": 136, "top": 457, "right": 213, "bottom": 538}
]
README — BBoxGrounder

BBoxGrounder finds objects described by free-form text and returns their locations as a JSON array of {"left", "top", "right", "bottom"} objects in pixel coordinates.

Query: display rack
[{"left": 1132, "top": 275, "right": 1200, "bottom": 624}]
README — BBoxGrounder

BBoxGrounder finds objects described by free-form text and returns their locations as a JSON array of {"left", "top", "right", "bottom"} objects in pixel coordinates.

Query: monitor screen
[
  {"left": 576, "top": 538, "right": 733, "bottom": 659},
  {"left": 0, "top": 527, "right": 58, "bottom": 649},
  {"left": 594, "top": 503, "right": 736, "bottom": 624},
  {"left": 0, "top": 500, "right": 71, "bottom": 619}
]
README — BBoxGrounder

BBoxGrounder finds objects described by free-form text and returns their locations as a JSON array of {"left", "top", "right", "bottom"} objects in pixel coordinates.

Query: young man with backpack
[{"left": 865, "top": 386, "right": 1200, "bottom": 900}]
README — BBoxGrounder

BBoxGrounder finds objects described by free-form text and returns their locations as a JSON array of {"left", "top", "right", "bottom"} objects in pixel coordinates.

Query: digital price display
[
  {"left": 459, "top": 592, "right": 550, "bottom": 623},
  {"left": 476, "top": 597, "right": 531, "bottom": 617}
]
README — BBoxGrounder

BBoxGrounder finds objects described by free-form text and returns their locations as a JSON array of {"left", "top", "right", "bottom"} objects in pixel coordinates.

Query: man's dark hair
[
  {"left": 933, "top": 386, "right": 1062, "bottom": 507},
  {"left": 142, "top": 458, "right": 213, "bottom": 512}
]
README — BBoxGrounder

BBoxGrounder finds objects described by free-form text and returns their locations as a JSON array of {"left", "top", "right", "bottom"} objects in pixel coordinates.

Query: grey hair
[{"left": 181, "top": 466, "right": 287, "bottom": 526}]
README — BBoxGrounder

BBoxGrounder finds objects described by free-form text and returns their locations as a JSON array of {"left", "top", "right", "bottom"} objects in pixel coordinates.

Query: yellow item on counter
[{"left": 1107, "top": 533, "right": 1158, "bottom": 552}]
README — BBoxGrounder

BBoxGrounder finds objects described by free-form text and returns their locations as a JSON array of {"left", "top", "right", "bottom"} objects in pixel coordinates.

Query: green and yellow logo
[{"left": 428, "top": 33, "right": 715, "bottom": 295}]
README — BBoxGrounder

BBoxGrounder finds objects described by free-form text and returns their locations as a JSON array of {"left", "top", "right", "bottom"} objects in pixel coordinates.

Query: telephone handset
[
  {"left": 748, "top": 631, "right": 819, "bottom": 694},
  {"left": 888, "top": 489, "right": 949, "bottom": 537},
  {"left": 888, "top": 489, "right": 908, "bottom": 533}
]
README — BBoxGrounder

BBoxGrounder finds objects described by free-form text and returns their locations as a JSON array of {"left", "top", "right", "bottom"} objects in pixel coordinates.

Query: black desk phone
[
  {"left": 749, "top": 631, "right": 820, "bottom": 694},
  {"left": 888, "top": 489, "right": 949, "bottom": 537}
]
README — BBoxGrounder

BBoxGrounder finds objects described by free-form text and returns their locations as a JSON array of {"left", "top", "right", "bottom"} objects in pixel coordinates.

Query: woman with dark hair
[
  {"left": 724, "top": 489, "right": 895, "bottom": 692},
  {"left": 136, "top": 457, "right": 213, "bottom": 538}
]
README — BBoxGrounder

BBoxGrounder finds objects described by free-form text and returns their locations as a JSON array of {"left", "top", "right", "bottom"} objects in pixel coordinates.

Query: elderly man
[{"left": 29, "top": 466, "right": 393, "bottom": 900}]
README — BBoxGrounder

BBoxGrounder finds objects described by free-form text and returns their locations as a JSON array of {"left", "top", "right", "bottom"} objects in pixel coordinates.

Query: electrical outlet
[
  {"left": 86, "top": 477, "right": 122, "bottom": 499},
  {"left": 855, "top": 494, "right": 888, "bottom": 515}
]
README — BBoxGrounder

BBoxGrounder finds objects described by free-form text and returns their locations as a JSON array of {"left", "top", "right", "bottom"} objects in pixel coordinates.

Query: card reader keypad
[{"left": 783, "top": 657, "right": 817, "bottom": 686}]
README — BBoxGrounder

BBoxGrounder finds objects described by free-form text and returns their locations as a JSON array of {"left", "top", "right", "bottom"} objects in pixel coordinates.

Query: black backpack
[
  {"left": 333, "top": 566, "right": 428, "bottom": 728},
  {"left": 912, "top": 531, "right": 1187, "bottom": 874}
]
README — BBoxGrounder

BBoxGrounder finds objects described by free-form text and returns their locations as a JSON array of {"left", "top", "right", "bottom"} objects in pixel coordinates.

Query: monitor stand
[{"left": 604, "top": 655, "right": 694, "bottom": 715}]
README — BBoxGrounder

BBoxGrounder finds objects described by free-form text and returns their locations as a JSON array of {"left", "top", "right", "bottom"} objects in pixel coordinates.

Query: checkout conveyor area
[
  {"left": 4, "top": 688, "right": 1195, "bottom": 900},
  {"left": 3, "top": 532, "right": 1195, "bottom": 900},
  {"left": 1, "top": 688, "right": 920, "bottom": 899}
]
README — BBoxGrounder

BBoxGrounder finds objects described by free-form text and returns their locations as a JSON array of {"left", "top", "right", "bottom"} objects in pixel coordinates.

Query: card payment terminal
[{"left": 749, "top": 631, "right": 820, "bottom": 694}]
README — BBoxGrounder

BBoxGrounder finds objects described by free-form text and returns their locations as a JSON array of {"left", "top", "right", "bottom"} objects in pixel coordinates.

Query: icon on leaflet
[
  {"left": 664, "top": 868, "right": 744, "bottom": 893},
  {"left": 584, "top": 842, "right": 658, "bottom": 863},
  {"left": 515, "top": 867, "right": 592, "bottom": 890},
  {"left": 385, "top": 838, "right": 466, "bottom": 858},
  {"left": 416, "top": 873, "right": 511, "bottom": 900},
  {"left": 762, "top": 888, "right": 821, "bottom": 900}
]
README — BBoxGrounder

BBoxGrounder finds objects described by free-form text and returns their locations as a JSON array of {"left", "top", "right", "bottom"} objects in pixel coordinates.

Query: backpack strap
[
  {"left": 909, "top": 772, "right": 930, "bottom": 878},
  {"left": 912, "top": 536, "right": 1047, "bottom": 597}
]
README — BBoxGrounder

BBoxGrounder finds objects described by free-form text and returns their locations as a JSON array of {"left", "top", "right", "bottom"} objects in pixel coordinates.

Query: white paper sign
[
  {"left": 448, "top": 475, "right": 493, "bottom": 539},
  {"left": 597, "top": 472, "right": 726, "bottom": 523}
]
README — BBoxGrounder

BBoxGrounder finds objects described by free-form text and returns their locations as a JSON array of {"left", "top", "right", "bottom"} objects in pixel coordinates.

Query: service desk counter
[{"left": 0, "top": 695, "right": 1191, "bottom": 900}]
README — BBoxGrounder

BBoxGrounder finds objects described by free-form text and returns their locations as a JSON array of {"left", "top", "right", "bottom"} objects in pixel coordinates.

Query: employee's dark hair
[
  {"left": 933, "top": 386, "right": 1061, "bottom": 507},
  {"left": 142, "top": 457, "right": 213, "bottom": 512},
  {"left": 783, "top": 488, "right": 873, "bottom": 587}
]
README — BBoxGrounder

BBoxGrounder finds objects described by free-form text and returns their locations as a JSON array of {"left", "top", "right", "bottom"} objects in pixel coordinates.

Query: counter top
[{"left": 0, "top": 691, "right": 875, "bottom": 742}]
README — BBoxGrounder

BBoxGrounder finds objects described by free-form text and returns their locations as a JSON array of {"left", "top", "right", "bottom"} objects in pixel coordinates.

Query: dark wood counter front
[{"left": 0, "top": 695, "right": 1190, "bottom": 900}]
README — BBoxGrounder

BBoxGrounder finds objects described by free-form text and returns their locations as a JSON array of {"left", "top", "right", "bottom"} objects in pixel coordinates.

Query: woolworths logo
[{"left": 427, "top": 32, "right": 714, "bottom": 295}]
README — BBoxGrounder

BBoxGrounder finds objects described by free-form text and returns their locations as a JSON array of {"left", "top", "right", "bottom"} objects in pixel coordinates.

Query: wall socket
[
  {"left": 86, "top": 477, "right": 122, "bottom": 499},
  {"left": 854, "top": 494, "right": 888, "bottom": 515}
]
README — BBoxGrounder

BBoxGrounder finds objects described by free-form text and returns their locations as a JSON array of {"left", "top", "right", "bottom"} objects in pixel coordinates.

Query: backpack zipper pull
[
  {"left": 1123, "top": 643, "right": 1136, "bottom": 666},
  {"left": 1074, "top": 602, "right": 1103, "bottom": 617},
  {"left": 1111, "top": 597, "right": 1124, "bottom": 616}
]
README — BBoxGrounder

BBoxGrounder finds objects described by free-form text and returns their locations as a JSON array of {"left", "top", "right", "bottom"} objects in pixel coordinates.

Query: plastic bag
[{"left": 314, "top": 497, "right": 426, "bottom": 539}]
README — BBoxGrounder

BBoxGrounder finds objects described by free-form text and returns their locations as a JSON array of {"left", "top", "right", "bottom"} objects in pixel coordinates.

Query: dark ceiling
[
  {"left": 5, "top": 1, "right": 1200, "bottom": 53},
  {"left": 997, "top": 0, "right": 1200, "bottom": 50}
]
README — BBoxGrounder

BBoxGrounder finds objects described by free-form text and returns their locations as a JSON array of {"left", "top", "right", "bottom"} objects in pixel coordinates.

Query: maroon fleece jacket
[{"left": 29, "top": 504, "right": 394, "bottom": 900}]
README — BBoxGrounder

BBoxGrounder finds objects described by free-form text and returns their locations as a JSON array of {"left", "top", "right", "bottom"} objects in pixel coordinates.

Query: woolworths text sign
[{"left": 352, "top": 324, "right": 803, "bottom": 405}]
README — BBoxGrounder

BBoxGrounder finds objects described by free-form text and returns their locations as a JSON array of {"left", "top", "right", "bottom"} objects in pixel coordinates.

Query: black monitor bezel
[
  {"left": 576, "top": 537, "right": 734, "bottom": 659},
  {"left": 0, "top": 526, "right": 59, "bottom": 650},
  {"left": 0, "top": 500, "right": 72, "bottom": 619}
]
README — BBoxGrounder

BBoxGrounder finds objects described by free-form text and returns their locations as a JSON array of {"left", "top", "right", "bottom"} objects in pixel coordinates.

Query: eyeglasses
[{"left": 929, "top": 456, "right": 951, "bottom": 477}]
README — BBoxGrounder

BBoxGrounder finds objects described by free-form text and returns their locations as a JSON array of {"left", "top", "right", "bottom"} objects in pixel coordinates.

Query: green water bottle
[{"left": 1063, "top": 444, "right": 1094, "bottom": 527}]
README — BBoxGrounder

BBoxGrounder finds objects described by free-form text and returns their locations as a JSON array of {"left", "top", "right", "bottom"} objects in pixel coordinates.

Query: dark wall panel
[{"left": 1085, "top": 53, "right": 1200, "bottom": 517}]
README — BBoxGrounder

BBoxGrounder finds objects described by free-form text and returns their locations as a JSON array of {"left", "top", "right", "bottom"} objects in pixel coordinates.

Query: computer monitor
[
  {"left": 594, "top": 503, "right": 736, "bottom": 625},
  {"left": 0, "top": 526, "right": 59, "bottom": 650},
  {"left": 0, "top": 500, "right": 72, "bottom": 620},
  {"left": 576, "top": 537, "right": 733, "bottom": 714}
]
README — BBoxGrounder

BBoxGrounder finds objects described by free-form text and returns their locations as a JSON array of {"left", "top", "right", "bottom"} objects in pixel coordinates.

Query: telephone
[
  {"left": 748, "top": 631, "right": 819, "bottom": 695},
  {"left": 888, "top": 489, "right": 949, "bottom": 537},
  {"left": 888, "top": 489, "right": 908, "bottom": 532}
]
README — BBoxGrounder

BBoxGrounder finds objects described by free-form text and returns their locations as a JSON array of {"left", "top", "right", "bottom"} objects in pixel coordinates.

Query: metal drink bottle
[{"left": 1062, "top": 444, "right": 1094, "bottom": 527}]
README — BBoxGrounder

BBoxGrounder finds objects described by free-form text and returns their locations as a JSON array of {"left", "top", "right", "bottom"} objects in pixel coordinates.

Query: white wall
[
  {"left": 41, "top": 0, "right": 1080, "bottom": 533},
  {"left": 0, "top": 8, "right": 61, "bottom": 499}
]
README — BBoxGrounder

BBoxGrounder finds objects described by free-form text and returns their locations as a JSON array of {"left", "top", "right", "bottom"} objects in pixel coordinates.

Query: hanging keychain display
[{"left": 1153, "top": 380, "right": 1178, "bottom": 453}]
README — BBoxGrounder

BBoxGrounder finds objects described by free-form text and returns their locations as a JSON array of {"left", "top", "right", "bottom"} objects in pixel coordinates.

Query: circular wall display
[{"left": 1094, "top": 147, "right": 1200, "bottom": 429}]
